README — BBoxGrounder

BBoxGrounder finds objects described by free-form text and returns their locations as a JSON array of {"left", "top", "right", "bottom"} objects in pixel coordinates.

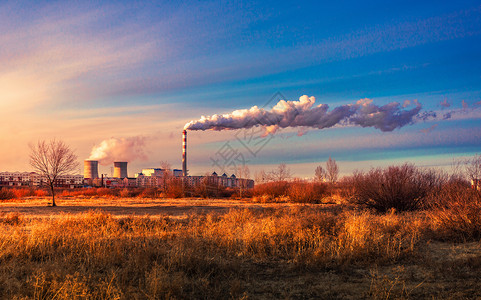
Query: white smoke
[
  {"left": 184, "top": 95, "right": 423, "bottom": 133},
  {"left": 88, "top": 137, "right": 147, "bottom": 165}
]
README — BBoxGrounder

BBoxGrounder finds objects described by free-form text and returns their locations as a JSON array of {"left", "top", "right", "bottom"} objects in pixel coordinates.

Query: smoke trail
[
  {"left": 184, "top": 95, "right": 423, "bottom": 133},
  {"left": 88, "top": 137, "right": 147, "bottom": 165}
]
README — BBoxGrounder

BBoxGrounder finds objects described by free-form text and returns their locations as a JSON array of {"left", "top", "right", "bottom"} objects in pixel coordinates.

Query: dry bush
[
  {"left": 60, "top": 188, "right": 119, "bottom": 198},
  {"left": 11, "top": 188, "right": 35, "bottom": 198},
  {"left": 0, "top": 188, "right": 15, "bottom": 200},
  {"left": 0, "top": 188, "right": 38, "bottom": 200},
  {"left": 34, "top": 189, "right": 48, "bottom": 197},
  {"left": 119, "top": 188, "right": 138, "bottom": 198},
  {"left": 138, "top": 188, "right": 161, "bottom": 198},
  {"left": 427, "top": 183, "right": 481, "bottom": 241},
  {"left": 253, "top": 181, "right": 289, "bottom": 199},
  {"left": 287, "top": 180, "right": 328, "bottom": 203},
  {"left": 165, "top": 178, "right": 183, "bottom": 198},
  {"left": 348, "top": 164, "right": 443, "bottom": 212}
]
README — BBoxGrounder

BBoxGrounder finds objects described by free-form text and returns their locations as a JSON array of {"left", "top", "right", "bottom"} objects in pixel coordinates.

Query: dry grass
[{"left": 1, "top": 192, "right": 481, "bottom": 298}]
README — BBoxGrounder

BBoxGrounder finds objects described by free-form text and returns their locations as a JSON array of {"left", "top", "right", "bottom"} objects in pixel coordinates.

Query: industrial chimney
[
  {"left": 182, "top": 130, "right": 187, "bottom": 176},
  {"left": 113, "top": 162, "right": 128, "bottom": 178},
  {"left": 84, "top": 160, "right": 99, "bottom": 179}
]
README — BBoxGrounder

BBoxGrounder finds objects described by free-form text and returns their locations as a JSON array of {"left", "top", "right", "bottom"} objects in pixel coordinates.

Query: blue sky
[{"left": 1, "top": 0, "right": 480, "bottom": 177}]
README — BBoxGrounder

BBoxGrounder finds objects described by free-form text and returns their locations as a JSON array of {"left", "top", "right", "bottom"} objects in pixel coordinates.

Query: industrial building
[{"left": 0, "top": 130, "right": 254, "bottom": 191}]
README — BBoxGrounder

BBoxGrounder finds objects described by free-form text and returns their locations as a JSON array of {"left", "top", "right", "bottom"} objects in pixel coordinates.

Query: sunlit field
[{"left": 1, "top": 190, "right": 481, "bottom": 299}]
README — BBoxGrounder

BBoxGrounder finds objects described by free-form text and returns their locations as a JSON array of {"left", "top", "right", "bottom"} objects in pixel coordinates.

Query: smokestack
[
  {"left": 182, "top": 130, "right": 187, "bottom": 176},
  {"left": 84, "top": 160, "right": 99, "bottom": 179},
  {"left": 113, "top": 162, "right": 128, "bottom": 178}
]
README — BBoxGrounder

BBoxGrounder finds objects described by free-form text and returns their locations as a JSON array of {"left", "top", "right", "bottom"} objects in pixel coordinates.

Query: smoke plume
[
  {"left": 88, "top": 137, "right": 147, "bottom": 165},
  {"left": 184, "top": 95, "right": 423, "bottom": 133}
]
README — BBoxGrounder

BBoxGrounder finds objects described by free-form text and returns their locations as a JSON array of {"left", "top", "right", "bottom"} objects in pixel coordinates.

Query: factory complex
[
  {"left": 84, "top": 160, "right": 253, "bottom": 189},
  {"left": 1, "top": 130, "right": 254, "bottom": 190}
]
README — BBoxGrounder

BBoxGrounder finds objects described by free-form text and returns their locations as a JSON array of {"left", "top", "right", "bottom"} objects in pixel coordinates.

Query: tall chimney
[
  {"left": 113, "top": 162, "right": 128, "bottom": 178},
  {"left": 182, "top": 130, "right": 187, "bottom": 176}
]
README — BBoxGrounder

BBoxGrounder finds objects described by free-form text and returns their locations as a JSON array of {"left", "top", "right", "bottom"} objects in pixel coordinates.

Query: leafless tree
[
  {"left": 449, "top": 158, "right": 467, "bottom": 184},
  {"left": 160, "top": 160, "right": 173, "bottom": 193},
  {"left": 236, "top": 165, "right": 250, "bottom": 198},
  {"left": 269, "top": 163, "right": 292, "bottom": 182},
  {"left": 466, "top": 154, "right": 481, "bottom": 191},
  {"left": 314, "top": 165, "right": 326, "bottom": 182},
  {"left": 326, "top": 156, "right": 339, "bottom": 184},
  {"left": 255, "top": 169, "right": 269, "bottom": 184},
  {"left": 29, "top": 139, "right": 78, "bottom": 207}
]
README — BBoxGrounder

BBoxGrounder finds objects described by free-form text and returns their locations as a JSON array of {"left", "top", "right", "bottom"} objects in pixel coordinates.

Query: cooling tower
[
  {"left": 182, "top": 130, "right": 187, "bottom": 176},
  {"left": 113, "top": 162, "right": 128, "bottom": 178},
  {"left": 84, "top": 160, "right": 99, "bottom": 179}
]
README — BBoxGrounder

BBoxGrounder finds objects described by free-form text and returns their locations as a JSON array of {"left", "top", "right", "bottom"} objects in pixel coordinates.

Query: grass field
[{"left": 1, "top": 197, "right": 480, "bottom": 299}]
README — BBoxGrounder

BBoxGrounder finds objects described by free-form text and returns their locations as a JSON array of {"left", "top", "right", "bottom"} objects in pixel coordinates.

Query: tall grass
[{"left": 0, "top": 208, "right": 424, "bottom": 299}]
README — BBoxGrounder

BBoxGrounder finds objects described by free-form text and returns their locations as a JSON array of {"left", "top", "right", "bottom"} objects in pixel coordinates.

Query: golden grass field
[{"left": 1, "top": 196, "right": 481, "bottom": 299}]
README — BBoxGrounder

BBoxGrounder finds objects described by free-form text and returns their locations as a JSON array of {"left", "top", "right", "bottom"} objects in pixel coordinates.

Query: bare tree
[
  {"left": 270, "top": 163, "right": 292, "bottom": 182},
  {"left": 326, "top": 156, "right": 339, "bottom": 184},
  {"left": 236, "top": 165, "right": 250, "bottom": 198},
  {"left": 160, "top": 160, "right": 172, "bottom": 193},
  {"left": 29, "top": 139, "right": 78, "bottom": 207},
  {"left": 255, "top": 169, "right": 269, "bottom": 184},
  {"left": 314, "top": 165, "right": 326, "bottom": 182},
  {"left": 466, "top": 154, "right": 481, "bottom": 190}
]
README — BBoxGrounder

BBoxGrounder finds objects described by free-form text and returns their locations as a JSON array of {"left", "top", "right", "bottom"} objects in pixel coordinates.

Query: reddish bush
[
  {"left": 253, "top": 181, "right": 289, "bottom": 199},
  {"left": 348, "top": 164, "right": 443, "bottom": 212},
  {"left": 34, "top": 189, "right": 48, "bottom": 197},
  {"left": 11, "top": 188, "right": 34, "bottom": 198},
  {"left": 138, "top": 188, "right": 161, "bottom": 198},
  {"left": 165, "top": 179, "right": 184, "bottom": 198},
  {"left": 287, "top": 180, "right": 328, "bottom": 203},
  {"left": 428, "top": 183, "right": 481, "bottom": 241},
  {"left": 0, "top": 188, "right": 15, "bottom": 200}
]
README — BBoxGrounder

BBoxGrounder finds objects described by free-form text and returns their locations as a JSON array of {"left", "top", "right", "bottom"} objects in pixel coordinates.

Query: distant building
[
  {"left": 0, "top": 172, "right": 83, "bottom": 188},
  {"left": 183, "top": 172, "right": 254, "bottom": 189},
  {"left": 0, "top": 168, "right": 254, "bottom": 190}
]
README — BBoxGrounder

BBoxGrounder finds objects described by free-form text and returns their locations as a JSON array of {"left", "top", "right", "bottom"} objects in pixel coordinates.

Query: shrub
[
  {"left": 165, "top": 179, "right": 183, "bottom": 198},
  {"left": 253, "top": 181, "right": 289, "bottom": 198},
  {"left": 119, "top": 188, "right": 136, "bottom": 198},
  {"left": 349, "top": 164, "right": 443, "bottom": 212},
  {"left": 427, "top": 183, "right": 481, "bottom": 241},
  {"left": 0, "top": 188, "right": 15, "bottom": 200},
  {"left": 139, "top": 188, "right": 161, "bottom": 198},
  {"left": 287, "top": 180, "right": 328, "bottom": 203},
  {"left": 11, "top": 188, "right": 34, "bottom": 198},
  {"left": 34, "top": 189, "right": 48, "bottom": 197}
]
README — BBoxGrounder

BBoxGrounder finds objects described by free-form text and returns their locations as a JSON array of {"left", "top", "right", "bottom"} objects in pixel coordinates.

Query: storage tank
[
  {"left": 84, "top": 160, "right": 99, "bottom": 179},
  {"left": 113, "top": 162, "right": 128, "bottom": 178}
]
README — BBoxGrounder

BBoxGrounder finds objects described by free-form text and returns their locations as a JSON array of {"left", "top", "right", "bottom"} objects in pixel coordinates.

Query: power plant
[
  {"left": 77, "top": 130, "right": 253, "bottom": 189},
  {"left": 84, "top": 160, "right": 99, "bottom": 179},
  {"left": 113, "top": 162, "right": 128, "bottom": 178}
]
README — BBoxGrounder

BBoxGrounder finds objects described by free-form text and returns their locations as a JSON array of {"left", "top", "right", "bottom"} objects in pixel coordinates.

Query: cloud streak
[{"left": 185, "top": 95, "right": 422, "bottom": 133}]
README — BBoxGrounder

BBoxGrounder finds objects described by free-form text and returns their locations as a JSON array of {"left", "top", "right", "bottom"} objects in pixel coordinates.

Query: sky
[{"left": 1, "top": 0, "right": 481, "bottom": 178}]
